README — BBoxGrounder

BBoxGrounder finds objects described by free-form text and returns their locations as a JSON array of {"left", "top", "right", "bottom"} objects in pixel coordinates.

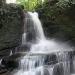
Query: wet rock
[
  {"left": 0, "top": 65, "right": 8, "bottom": 74},
  {"left": 53, "top": 63, "right": 64, "bottom": 75},
  {"left": 0, "top": 3, "right": 24, "bottom": 56},
  {"left": 44, "top": 54, "right": 58, "bottom": 65},
  {"left": 1, "top": 53, "right": 25, "bottom": 71},
  {"left": 36, "top": 71, "right": 41, "bottom": 75},
  {"left": 43, "top": 68, "right": 50, "bottom": 75},
  {"left": 15, "top": 44, "right": 31, "bottom": 52},
  {"left": 25, "top": 17, "right": 38, "bottom": 43},
  {"left": 36, "top": 67, "right": 50, "bottom": 75},
  {"left": 68, "top": 51, "right": 75, "bottom": 73},
  {"left": 2, "top": 59, "right": 19, "bottom": 71},
  {"left": 0, "top": 49, "right": 11, "bottom": 58}
]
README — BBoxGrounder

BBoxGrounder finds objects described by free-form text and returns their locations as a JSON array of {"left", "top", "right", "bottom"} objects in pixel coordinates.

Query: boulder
[
  {"left": 0, "top": 3, "right": 24, "bottom": 56},
  {"left": 1, "top": 53, "right": 25, "bottom": 71}
]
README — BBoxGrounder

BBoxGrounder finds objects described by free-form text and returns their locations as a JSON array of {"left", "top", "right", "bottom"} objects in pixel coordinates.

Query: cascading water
[
  {"left": 22, "top": 12, "right": 45, "bottom": 45},
  {"left": 13, "top": 12, "right": 74, "bottom": 75}
]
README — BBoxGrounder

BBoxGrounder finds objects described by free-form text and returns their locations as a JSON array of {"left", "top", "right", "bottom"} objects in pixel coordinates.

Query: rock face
[{"left": 0, "top": 2, "right": 24, "bottom": 56}]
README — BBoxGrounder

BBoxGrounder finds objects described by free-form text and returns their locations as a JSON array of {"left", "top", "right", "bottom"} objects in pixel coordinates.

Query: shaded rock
[
  {"left": 0, "top": 3, "right": 24, "bottom": 56},
  {"left": 0, "top": 52, "right": 27, "bottom": 72},
  {"left": 1, "top": 53, "right": 25, "bottom": 70},
  {"left": 15, "top": 44, "right": 31, "bottom": 52},
  {"left": 0, "top": 65, "right": 8, "bottom": 74},
  {"left": 43, "top": 68, "right": 50, "bottom": 75},
  {"left": 1, "top": 53, "right": 25, "bottom": 71},
  {"left": 68, "top": 51, "right": 75, "bottom": 73},
  {"left": 53, "top": 63, "right": 64, "bottom": 75},
  {"left": 0, "top": 49, "right": 11, "bottom": 58},
  {"left": 36, "top": 67, "right": 50, "bottom": 75},
  {"left": 2, "top": 59, "right": 19, "bottom": 71},
  {"left": 44, "top": 54, "right": 58, "bottom": 65}
]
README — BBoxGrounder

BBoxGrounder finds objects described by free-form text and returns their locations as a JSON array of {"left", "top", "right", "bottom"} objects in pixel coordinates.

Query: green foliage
[
  {"left": 35, "top": 0, "right": 75, "bottom": 44},
  {"left": 16, "top": 0, "right": 43, "bottom": 11}
]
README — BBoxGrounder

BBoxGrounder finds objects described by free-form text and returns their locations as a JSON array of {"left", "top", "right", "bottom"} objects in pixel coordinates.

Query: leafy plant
[{"left": 16, "top": 0, "right": 44, "bottom": 11}]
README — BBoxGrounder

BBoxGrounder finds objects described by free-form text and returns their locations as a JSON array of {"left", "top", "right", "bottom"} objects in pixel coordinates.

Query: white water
[
  {"left": 6, "top": 0, "right": 16, "bottom": 4},
  {"left": 13, "top": 12, "right": 74, "bottom": 75}
]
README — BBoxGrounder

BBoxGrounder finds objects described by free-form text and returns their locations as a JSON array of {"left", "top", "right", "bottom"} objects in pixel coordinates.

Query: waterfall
[
  {"left": 22, "top": 12, "right": 45, "bottom": 45},
  {"left": 6, "top": 0, "right": 16, "bottom": 4},
  {"left": 13, "top": 12, "right": 74, "bottom": 75},
  {"left": 27, "top": 12, "right": 45, "bottom": 40}
]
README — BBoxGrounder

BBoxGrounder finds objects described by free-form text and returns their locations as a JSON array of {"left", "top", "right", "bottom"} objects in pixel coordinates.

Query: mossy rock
[{"left": 0, "top": 3, "right": 24, "bottom": 55}]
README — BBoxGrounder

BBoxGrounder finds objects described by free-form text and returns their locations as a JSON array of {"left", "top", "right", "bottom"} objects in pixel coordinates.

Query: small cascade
[
  {"left": 19, "top": 55, "right": 45, "bottom": 70},
  {"left": 27, "top": 12, "right": 45, "bottom": 40},
  {"left": 10, "top": 50, "right": 13, "bottom": 56},
  {"left": 0, "top": 59, "right": 2, "bottom": 65},
  {"left": 13, "top": 12, "right": 74, "bottom": 75},
  {"left": 22, "top": 33, "right": 26, "bottom": 45}
]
